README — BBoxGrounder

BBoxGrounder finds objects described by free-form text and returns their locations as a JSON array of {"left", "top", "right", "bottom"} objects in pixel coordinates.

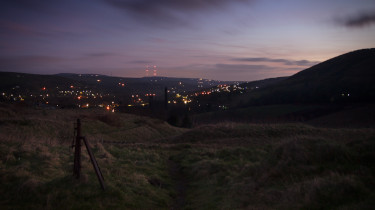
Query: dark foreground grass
[
  {"left": 170, "top": 141, "right": 375, "bottom": 209},
  {"left": 168, "top": 124, "right": 375, "bottom": 209},
  {"left": 1, "top": 104, "right": 375, "bottom": 209},
  {"left": 0, "top": 142, "right": 174, "bottom": 209},
  {"left": 0, "top": 137, "right": 178, "bottom": 209},
  {"left": 0, "top": 105, "right": 183, "bottom": 209}
]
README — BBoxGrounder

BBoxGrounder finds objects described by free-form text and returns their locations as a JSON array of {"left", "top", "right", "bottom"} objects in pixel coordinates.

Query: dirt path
[{"left": 168, "top": 158, "right": 187, "bottom": 210}]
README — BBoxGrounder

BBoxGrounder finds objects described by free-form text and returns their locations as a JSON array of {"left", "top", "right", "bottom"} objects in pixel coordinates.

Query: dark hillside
[
  {"left": 246, "top": 48, "right": 375, "bottom": 105},
  {"left": 189, "top": 49, "right": 375, "bottom": 126},
  {"left": 0, "top": 72, "right": 82, "bottom": 91}
]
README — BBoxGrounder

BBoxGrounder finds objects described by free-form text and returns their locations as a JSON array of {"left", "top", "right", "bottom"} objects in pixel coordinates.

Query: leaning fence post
[
  {"left": 72, "top": 119, "right": 105, "bottom": 190},
  {"left": 83, "top": 137, "right": 105, "bottom": 190}
]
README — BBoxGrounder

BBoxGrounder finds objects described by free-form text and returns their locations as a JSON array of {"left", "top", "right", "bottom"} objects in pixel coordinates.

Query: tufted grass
[{"left": 1, "top": 103, "right": 374, "bottom": 209}]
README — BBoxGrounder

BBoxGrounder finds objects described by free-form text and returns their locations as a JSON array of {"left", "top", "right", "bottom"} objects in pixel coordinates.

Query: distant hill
[
  {"left": 0, "top": 72, "right": 82, "bottom": 92},
  {"left": 246, "top": 48, "right": 375, "bottom": 105},
  {"left": 190, "top": 49, "right": 375, "bottom": 126},
  {"left": 56, "top": 73, "right": 229, "bottom": 99},
  {"left": 0, "top": 72, "right": 234, "bottom": 106},
  {"left": 187, "top": 77, "right": 288, "bottom": 111}
]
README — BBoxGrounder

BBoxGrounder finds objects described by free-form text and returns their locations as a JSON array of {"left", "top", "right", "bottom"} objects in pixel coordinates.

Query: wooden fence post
[
  {"left": 72, "top": 119, "right": 105, "bottom": 190},
  {"left": 73, "top": 119, "right": 81, "bottom": 179},
  {"left": 83, "top": 137, "right": 105, "bottom": 190}
]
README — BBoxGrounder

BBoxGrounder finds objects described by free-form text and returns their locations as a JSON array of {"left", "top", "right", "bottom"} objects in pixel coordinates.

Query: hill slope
[
  {"left": 1, "top": 105, "right": 375, "bottom": 209},
  {"left": 246, "top": 48, "right": 375, "bottom": 105}
]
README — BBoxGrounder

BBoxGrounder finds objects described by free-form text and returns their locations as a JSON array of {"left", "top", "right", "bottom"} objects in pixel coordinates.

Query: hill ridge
[{"left": 245, "top": 48, "right": 375, "bottom": 105}]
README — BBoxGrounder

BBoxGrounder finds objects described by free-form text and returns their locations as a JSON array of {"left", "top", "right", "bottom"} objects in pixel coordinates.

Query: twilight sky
[{"left": 1, "top": 0, "right": 374, "bottom": 81}]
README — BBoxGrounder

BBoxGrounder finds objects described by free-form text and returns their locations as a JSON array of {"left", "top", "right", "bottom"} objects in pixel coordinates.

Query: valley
[{"left": 1, "top": 49, "right": 375, "bottom": 209}]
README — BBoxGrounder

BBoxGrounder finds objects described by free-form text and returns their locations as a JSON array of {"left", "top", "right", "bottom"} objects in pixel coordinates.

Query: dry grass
[
  {"left": 0, "top": 104, "right": 184, "bottom": 209},
  {"left": 167, "top": 123, "right": 375, "bottom": 209},
  {"left": 1, "top": 103, "right": 374, "bottom": 209}
]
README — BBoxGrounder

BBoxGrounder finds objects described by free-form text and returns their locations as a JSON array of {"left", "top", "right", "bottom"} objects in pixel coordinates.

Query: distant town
[{"left": 0, "top": 73, "right": 251, "bottom": 113}]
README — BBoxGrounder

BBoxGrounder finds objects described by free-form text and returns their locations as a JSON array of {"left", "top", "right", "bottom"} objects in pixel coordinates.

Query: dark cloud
[
  {"left": 336, "top": 11, "right": 375, "bottom": 28},
  {"left": 0, "top": 0, "right": 52, "bottom": 12},
  {"left": 232, "top": 57, "right": 319, "bottom": 66},
  {"left": 0, "top": 0, "right": 63, "bottom": 18},
  {"left": 0, "top": 2, "right": 82, "bottom": 39},
  {"left": 104, "top": 0, "right": 251, "bottom": 27},
  {"left": 293, "top": 60, "right": 319, "bottom": 66},
  {"left": 0, "top": 20, "right": 36, "bottom": 35},
  {"left": 0, "top": 55, "right": 64, "bottom": 72},
  {"left": 214, "top": 64, "right": 275, "bottom": 73},
  {"left": 209, "top": 63, "right": 298, "bottom": 81}
]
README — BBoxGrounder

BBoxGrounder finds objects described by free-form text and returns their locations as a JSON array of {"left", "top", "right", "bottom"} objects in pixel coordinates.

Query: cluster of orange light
[
  {"left": 182, "top": 98, "right": 192, "bottom": 104},
  {"left": 106, "top": 105, "right": 115, "bottom": 112},
  {"left": 81, "top": 103, "right": 89, "bottom": 108},
  {"left": 118, "top": 83, "right": 125, "bottom": 87},
  {"left": 145, "top": 93, "right": 156, "bottom": 96},
  {"left": 218, "top": 84, "right": 228, "bottom": 88},
  {"left": 194, "top": 91, "right": 211, "bottom": 96}
]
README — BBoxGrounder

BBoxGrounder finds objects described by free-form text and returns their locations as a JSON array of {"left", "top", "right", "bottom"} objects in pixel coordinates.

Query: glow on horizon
[{"left": 0, "top": 0, "right": 374, "bottom": 81}]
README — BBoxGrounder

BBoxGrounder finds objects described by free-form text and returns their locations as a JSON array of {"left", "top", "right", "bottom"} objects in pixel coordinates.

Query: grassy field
[
  {"left": 193, "top": 103, "right": 375, "bottom": 128},
  {"left": 1, "top": 103, "right": 375, "bottom": 209},
  {"left": 192, "top": 104, "right": 329, "bottom": 125}
]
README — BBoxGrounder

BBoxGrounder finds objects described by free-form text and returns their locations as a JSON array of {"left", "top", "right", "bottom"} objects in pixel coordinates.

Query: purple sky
[{"left": 1, "top": 0, "right": 374, "bottom": 81}]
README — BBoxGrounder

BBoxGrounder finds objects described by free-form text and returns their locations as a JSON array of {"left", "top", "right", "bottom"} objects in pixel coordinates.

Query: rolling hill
[
  {"left": 190, "top": 49, "right": 375, "bottom": 126},
  {"left": 245, "top": 48, "right": 375, "bottom": 105}
]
